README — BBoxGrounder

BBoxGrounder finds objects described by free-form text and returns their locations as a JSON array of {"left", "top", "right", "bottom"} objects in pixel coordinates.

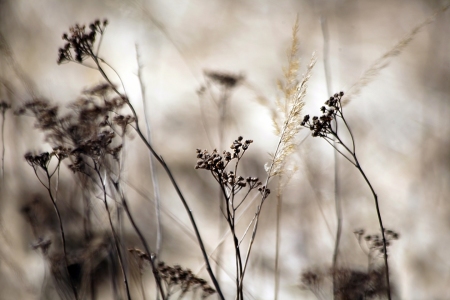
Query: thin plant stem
[
  {"left": 43, "top": 165, "right": 79, "bottom": 300},
  {"left": 216, "top": 87, "right": 228, "bottom": 293},
  {"left": 1, "top": 107, "right": 6, "bottom": 181},
  {"left": 90, "top": 56, "right": 224, "bottom": 300},
  {"left": 93, "top": 162, "right": 132, "bottom": 300},
  {"left": 320, "top": 14, "right": 343, "bottom": 298},
  {"left": 135, "top": 44, "right": 163, "bottom": 260},
  {"left": 352, "top": 156, "right": 391, "bottom": 300},
  {"left": 111, "top": 179, "right": 166, "bottom": 299},
  {"left": 274, "top": 178, "right": 282, "bottom": 300}
]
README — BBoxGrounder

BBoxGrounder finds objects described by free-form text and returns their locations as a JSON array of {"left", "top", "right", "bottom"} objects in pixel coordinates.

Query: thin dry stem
[{"left": 135, "top": 44, "right": 163, "bottom": 260}]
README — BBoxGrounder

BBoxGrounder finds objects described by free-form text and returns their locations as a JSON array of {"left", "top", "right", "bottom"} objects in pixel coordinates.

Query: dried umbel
[
  {"left": 355, "top": 228, "right": 400, "bottom": 256},
  {"left": 157, "top": 262, "right": 216, "bottom": 298},
  {"left": 301, "top": 91, "right": 344, "bottom": 138},
  {"left": 195, "top": 136, "right": 272, "bottom": 299},
  {"left": 58, "top": 19, "right": 108, "bottom": 64},
  {"left": 195, "top": 136, "right": 269, "bottom": 197},
  {"left": 203, "top": 70, "right": 244, "bottom": 89},
  {"left": 129, "top": 248, "right": 215, "bottom": 299}
]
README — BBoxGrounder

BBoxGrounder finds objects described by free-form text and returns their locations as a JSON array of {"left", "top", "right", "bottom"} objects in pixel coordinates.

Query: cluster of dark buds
[
  {"left": 303, "top": 91, "right": 393, "bottom": 299},
  {"left": 25, "top": 146, "right": 71, "bottom": 172},
  {"left": 17, "top": 99, "right": 59, "bottom": 131},
  {"left": 0, "top": 100, "right": 11, "bottom": 113},
  {"left": 195, "top": 136, "right": 269, "bottom": 197},
  {"left": 203, "top": 70, "right": 245, "bottom": 89},
  {"left": 157, "top": 261, "right": 216, "bottom": 298},
  {"left": 195, "top": 136, "right": 253, "bottom": 171},
  {"left": 19, "top": 83, "right": 134, "bottom": 174},
  {"left": 58, "top": 19, "right": 108, "bottom": 64},
  {"left": 355, "top": 228, "right": 399, "bottom": 256},
  {"left": 301, "top": 91, "right": 344, "bottom": 138},
  {"left": 25, "top": 152, "right": 52, "bottom": 170}
]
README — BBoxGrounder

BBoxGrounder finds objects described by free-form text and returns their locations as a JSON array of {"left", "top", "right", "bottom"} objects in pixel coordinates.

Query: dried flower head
[
  {"left": 204, "top": 70, "right": 245, "bottom": 89},
  {"left": 57, "top": 19, "right": 108, "bottom": 64},
  {"left": 301, "top": 91, "right": 344, "bottom": 138}
]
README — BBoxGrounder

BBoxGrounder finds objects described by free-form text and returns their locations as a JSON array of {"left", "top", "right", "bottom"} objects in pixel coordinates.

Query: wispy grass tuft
[{"left": 343, "top": 3, "right": 450, "bottom": 106}]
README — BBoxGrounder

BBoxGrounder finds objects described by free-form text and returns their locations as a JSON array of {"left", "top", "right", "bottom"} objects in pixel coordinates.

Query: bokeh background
[{"left": 0, "top": 0, "right": 449, "bottom": 299}]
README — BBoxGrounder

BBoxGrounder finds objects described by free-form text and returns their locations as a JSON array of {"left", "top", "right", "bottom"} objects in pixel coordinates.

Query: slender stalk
[
  {"left": 274, "top": 179, "right": 282, "bottom": 300},
  {"left": 320, "top": 14, "right": 342, "bottom": 299},
  {"left": 93, "top": 162, "right": 132, "bottom": 300},
  {"left": 135, "top": 44, "right": 163, "bottom": 259},
  {"left": 352, "top": 157, "right": 391, "bottom": 300},
  {"left": 111, "top": 179, "right": 166, "bottom": 299},
  {"left": 43, "top": 166, "right": 79, "bottom": 300},
  {"left": 216, "top": 87, "right": 229, "bottom": 294},
  {"left": 91, "top": 57, "right": 224, "bottom": 300},
  {"left": 1, "top": 107, "right": 6, "bottom": 181}
]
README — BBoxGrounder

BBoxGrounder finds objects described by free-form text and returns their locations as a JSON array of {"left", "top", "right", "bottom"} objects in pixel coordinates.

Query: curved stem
[
  {"left": 44, "top": 169, "right": 78, "bottom": 300},
  {"left": 135, "top": 46, "right": 163, "bottom": 260},
  {"left": 94, "top": 163, "right": 132, "bottom": 300},
  {"left": 91, "top": 57, "right": 224, "bottom": 300},
  {"left": 111, "top": 179, "right": 166, "bottom": 299},
  {"left": 353, "top": 156, "right": 391, "bottom": 300}
]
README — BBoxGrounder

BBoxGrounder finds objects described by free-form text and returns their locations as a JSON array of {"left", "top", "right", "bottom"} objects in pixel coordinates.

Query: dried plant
[
  {"left": 56, "top": 19, "right": 224, "bottom": 299},
  {"left": 269, "top": 16, "right": 315, "bottom": 300},
  {"left": 0, "top": 6, "right": 444, "bottom": 298},
  {"left": 302, "top": 92, "right": 392, "bottom": 299},
  {"left": 0, "top": 100, "right": 10, "bottom": 180},
  {"left": 24, "top": 150, "right": 78, "bottom": 299},
  {"left": 195, "top": 136, "right": 267, "bottom": 299},
  {"left": 129, "top": 248, "right": 216, "bottom": 299},
  {"left": 301, "top": 229, "right": 399, "bottom": 299}
]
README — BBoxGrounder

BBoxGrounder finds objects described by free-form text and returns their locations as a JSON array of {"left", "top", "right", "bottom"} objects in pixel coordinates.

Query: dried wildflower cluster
[
  {"left": 195, "top": 136, "right": 270, "bottom": 197},
  {"left": 355, "top": 228, "right": 400, "bottom": 255},
  {"left": 303, "top": 91, "right": 393, "bottom": 299},
  {"left": 195, "top": 137, "right": 273, "bottom": 299},
  {"left": 58, "top": 19, "right": 108, "bottom": 64},
  {"left": 24, "top": 147, "right": 70, "bottom": 172},
  {"left": 157, "top": 262, "right": 216, "bottom": 299},
  {"left": 203, "top": 70, "right": 244, "bottom": 89},
  {"left": 301, "top": 91, "right": 344, "bottom": 138},
  {"left": 19, "top": 84, "right": 133, "bottom": 173},
  {"left": 301, "top": 267, "right": 390, "bottom": 300},
  {"left": 0, "top": 100, "right": 11, "bottom": 113},
  {"left": 128, "top": 248, "right": 215, "bottom": 299}
]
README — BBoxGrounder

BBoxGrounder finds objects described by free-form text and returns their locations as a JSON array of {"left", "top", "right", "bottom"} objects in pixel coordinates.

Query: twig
[
  {"left": 135, "top": 44, "right": 163, "bottom": 259},
  {"left": 93, "top": 161, "right": 132, "bottom": 300}
]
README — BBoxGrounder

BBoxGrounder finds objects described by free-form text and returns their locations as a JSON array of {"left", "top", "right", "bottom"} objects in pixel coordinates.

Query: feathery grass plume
[
  {"left": 266, "top": 51, "right": 316, "bottom": 177},
  {"left": 273, "top": 16, "right": 301, "bottom": 136},
  {"left": 269, "top": 17, "right": 315, "bottom": 299},
  {"left": 342, "top": 3, "right": 450, "bottom": 106},
  {"left": 234, "top": 18, "right": 316, "bottom": 298}
]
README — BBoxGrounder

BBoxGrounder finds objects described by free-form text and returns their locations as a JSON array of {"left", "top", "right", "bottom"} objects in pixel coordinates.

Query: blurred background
[{"left": 0, "top": 0, "right": 449, "bottom": 299}]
